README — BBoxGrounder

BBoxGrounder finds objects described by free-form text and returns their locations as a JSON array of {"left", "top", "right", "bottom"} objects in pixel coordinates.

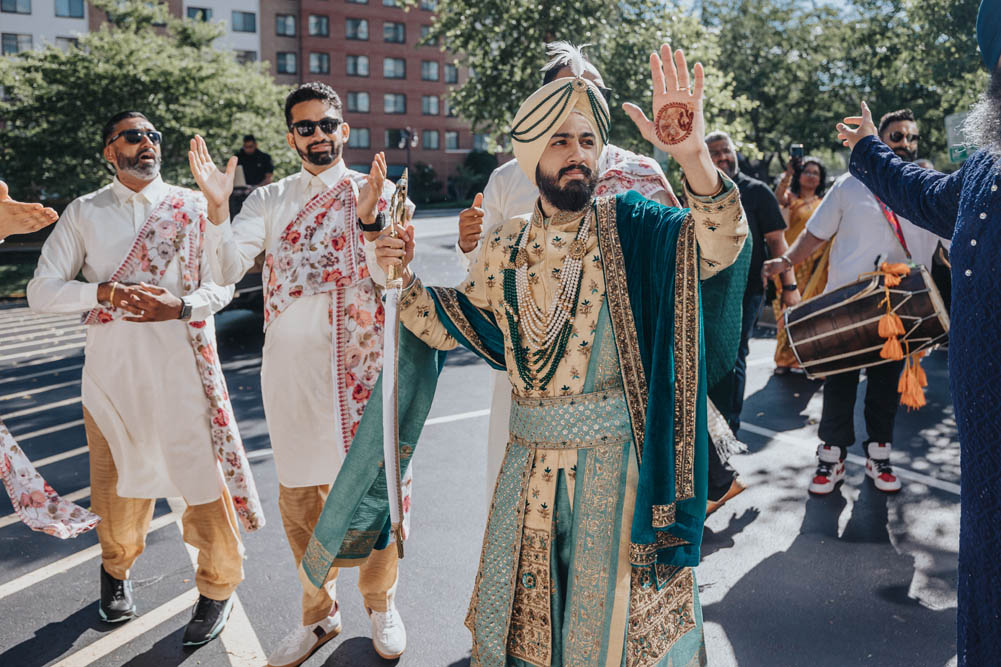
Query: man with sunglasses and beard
[
  {"left": 762, "top": 107, "right": 945, "bottom": 500},
  {"left": 454, "top": 42, "right": 681, "bottom": 511},
  {"left": 188, "top": 82, "right": 412, "bottom": 667},
  {"left": 28, "top": 111, "right": 263, "bottom": 647},
  {"left": 834, "top": 2, "right": 1001, "bottom": 663}
]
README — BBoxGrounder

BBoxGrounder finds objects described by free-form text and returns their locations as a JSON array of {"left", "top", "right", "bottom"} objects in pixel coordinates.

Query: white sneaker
[
  {"left": 809, "top": 444, "right": 846, "bottom": 495},
  {"left": 865, "top": 442, "right": 902, "bottom": 492},
  {"left": 368, "top": 601, "right": 407, "bottom": 659},
  {"left": 266, "top": 608, "right": 342, "bottom": 667}
]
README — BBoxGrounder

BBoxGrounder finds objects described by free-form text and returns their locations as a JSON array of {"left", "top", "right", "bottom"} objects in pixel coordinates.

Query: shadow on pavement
[
  {"left": 702, "top": 507, "right": 761, "bottom": 559},
  {"left": 0, "top": 604, "right": 110, "bottom": 665},
  {"left": 322, "top": 636, "right": 400, "bottom": 666},
  {"left": 704, "top": 484, "right": 956, "bottom": 666}
]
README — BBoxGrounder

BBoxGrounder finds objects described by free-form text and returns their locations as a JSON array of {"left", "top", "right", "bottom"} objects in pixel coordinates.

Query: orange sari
[{"left": 773, "top": 195, "right": 829, "bottom": 368}]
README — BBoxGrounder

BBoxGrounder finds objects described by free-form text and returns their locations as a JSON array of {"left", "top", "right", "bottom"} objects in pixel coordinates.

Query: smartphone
[{"left": 790, "top": 144, "right": 805, "bottom": 159}]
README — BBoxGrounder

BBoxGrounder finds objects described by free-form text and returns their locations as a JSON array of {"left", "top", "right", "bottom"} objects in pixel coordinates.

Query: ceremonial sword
[{"left": 382, "top": 168, "right": 408, "bottom": 559}]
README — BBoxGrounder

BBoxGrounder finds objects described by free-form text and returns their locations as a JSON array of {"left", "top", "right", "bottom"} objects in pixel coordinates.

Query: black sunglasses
[
  {"left": 888, "top": 131, "right": 919, "bottom": 143},
  {"left": 106, "top": 129, "right": 162, "bottom": 146},
  {"left": 291, "top": 118, "right": 342, "bottom": 137}
]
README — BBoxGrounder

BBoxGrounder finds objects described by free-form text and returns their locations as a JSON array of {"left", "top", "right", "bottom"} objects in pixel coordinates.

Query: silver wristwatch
[{"left": 178, "top": 297, "right": 193, "bottom": 321}]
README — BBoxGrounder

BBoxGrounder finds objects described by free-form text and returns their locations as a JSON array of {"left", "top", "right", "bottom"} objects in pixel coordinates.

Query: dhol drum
[{"left": 785, "top": 265, "right": 949, "bottom": 379}]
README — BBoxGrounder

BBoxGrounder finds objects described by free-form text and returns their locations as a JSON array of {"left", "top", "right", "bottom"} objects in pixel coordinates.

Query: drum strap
[{"left": 874, "top": 195, "right": 911, "bottom": 259}]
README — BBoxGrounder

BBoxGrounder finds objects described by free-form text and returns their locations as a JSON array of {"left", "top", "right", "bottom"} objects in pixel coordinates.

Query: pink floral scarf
[
  {"left": 81, "top": 187, "right": 265, "bottom": 532},
  {"left": 0, "top": 420, "right": 100, "bottom": 539},
  {"left": 595, "top": 144, "right": 680, "bottom": 207},
  {"left": 262, "top": 173, "right": 396, "bottom": 453}
]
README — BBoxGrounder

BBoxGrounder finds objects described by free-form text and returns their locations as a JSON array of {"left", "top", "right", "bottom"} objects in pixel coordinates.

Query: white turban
[{"left": 510, "top": 67, "right": 610, "bottom": 184}]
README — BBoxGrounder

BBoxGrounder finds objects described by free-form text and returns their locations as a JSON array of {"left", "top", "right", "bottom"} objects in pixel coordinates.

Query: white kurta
[
  {"left": 207, "top": 162, "right": 381, "bottom": 488},
  {"left": 26, "top": 177, "right": 234, "bottom": 503}
]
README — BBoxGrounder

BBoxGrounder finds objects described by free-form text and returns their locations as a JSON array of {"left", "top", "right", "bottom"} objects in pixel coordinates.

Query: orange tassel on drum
[
  {"left": 913, "top": 351, "right": 928, "bottom": 388},
  {"left": 880, "top": 262, "right": 910, "bottom": 288},
  {"left": 878, "top": 312, "right": 905, "bottom": 338},
  {"left": 881, "top": 336, "right": 904, "bottom": 360},
  {"left": 899, "top": 342, "right": 927, "bottom": 410}
]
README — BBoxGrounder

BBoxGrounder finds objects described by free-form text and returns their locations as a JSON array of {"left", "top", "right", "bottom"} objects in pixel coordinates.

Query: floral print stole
[
  {"left": 261, "top": 174, "right": 392, "bottom": 457},
  {"left": 0, "top": 419, "right": 100, "bottom": 538},
  {"left": 81, "top": 188, "right": 265, "bottom": 532},
  {"left": 595, "top": 144, "right": 680, "bottom": 208}
]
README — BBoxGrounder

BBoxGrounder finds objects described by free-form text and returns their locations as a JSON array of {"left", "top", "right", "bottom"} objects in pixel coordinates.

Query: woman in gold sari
[{"left": 772, "top": 157, "right": 829, "bottom": 373}]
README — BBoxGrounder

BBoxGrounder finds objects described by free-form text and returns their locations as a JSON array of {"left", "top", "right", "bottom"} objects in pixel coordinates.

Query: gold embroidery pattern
[
  {"left": 428, "top": 286, "right": 499, "bottom": 364},
  {"left": 509, "top": 389, "right": 632, "bottom": 447},
  {"left": 591, "top": 304, "right": 622, "bottom": 392},
  {"left": 651, "top": 503, "right": 677, "bottom": 529},
  {"left": 564, "top": 442, "right": 628, "bottom": 663},
  {"left": 301, "top": 537, "right": 335, "bottom": 584},
  {"left": 507, "top": 528, "right": 553, "bottom": 666},
  {"left": 595, "top": 195, "right": 649, "bottom": 461},
  {"left": 629, "top": 531, "right": 691, "bottom": 566},
  {"left": 672, "top": 217, "right": 700, "bottom": 501},
  {"left": 626, "top": 567, "right": 698, "bottom": 666}
]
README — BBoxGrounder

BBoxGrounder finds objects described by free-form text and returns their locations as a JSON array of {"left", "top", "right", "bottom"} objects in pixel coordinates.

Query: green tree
[
  {"left": 414, "top": 0, "right": 754, "bottom": 162},
  {"left": 0, "top": 0, "right": 294, "bottom": 208}
]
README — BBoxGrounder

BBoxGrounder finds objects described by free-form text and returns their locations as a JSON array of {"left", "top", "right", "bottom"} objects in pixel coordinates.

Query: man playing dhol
[
  {"left": 362, "top": 44, "right": 748, "bottom": 665},
  {"left": 28, "top": 112, "right": 263, "bottom": 647},
  {"left": 189, "top": 82, "right": 411, "bottom": 667},
  {"left": 832, "top": 2, "right": 1001, "bottom": 661}
]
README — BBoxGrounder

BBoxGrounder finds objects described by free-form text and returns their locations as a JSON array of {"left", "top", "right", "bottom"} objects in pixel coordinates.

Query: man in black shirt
[
  {"left": 704, "top": 131, "right": 799, "bottom": 512},
  {"left": 234, "top": 134, "right": 274, "bottom": 186}
]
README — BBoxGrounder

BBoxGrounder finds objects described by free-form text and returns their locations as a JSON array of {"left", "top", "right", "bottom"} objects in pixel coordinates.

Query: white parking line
[
  {"left": 426, "top": 408, "right": 490, "bottom": 425},
  {"left": 0, "top": 363, "right": 83, "bottom": 386},
  {"left": 167, "top": 498, "right": 267, "bottom": 666},
  {"left": 1, "top": 395, "right": 81, "bottom": 420},
  {"left": 740, "top": 422, "right": 961, "bottom": 496},
  {"left": 0, "top": 511, "right": 179, "bottom": 601},
  {"left": 0, "top": 486, "right": 91, "bottom": 530},
  {"left": 0, "top": 341, "right": 87, "bottom": 362},
  {"left": 0, "top": 332, "right": 86, "bottom": 353},
  {"left": 7, "top": 418, "right": 84, "bottom": 442},
  {"left": 0, "top": 379, "right": 81, "bottom": 403},
  {"left": 50, "top": 588, "right": 201, "bottom": 667},
  {"left": 30, "top": 443, "right": 88, "bottom": 467},
  {"left": 4, "top": 353, "right": 83, "bottom": 371},
  {"left": 0, "top": 321, "right": 83, "bottom": 338}
]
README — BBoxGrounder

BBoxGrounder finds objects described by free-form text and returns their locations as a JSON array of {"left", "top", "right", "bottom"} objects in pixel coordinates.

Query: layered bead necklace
[{"left": 503, "top": 204, "right": 593, "bottom": 392}]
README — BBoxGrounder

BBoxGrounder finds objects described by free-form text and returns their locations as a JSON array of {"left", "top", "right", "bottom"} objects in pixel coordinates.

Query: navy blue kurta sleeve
[{"left": 849, "top": 135, "right": 964, "bottom": 240}]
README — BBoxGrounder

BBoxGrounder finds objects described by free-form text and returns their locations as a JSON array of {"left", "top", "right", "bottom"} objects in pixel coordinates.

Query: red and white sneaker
[
  {"left": 809, "top": 445, "right": 846, "bottom": 495},
  {"left": 865, "top": 442, "right": 902, "bottom": 492}
]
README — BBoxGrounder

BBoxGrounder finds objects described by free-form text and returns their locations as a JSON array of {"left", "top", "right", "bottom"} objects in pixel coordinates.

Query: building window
[
  {"left": 275, "top": 14, "right": 295, "bottom": 36},
  {"left": 444, "top": 63, "right": 458, "bottom": 84},
  {"left": 421, "top": 61, "right": 439, "bottom": 81},
  {"left": 382, "top": 0, "right": 398, "bottom": 5},
  {"left": 55, "top": 36, "right": 78, "bottom": 50},
  {"left": 384, "top": 93, "right": 406, "bottom": 115},
  {"left": 385, "top": 129, "right": 403, "bottom": 149},
  {"left": 383, "top": 22, "right": 405, "bottom": 44},
  {"left": 236, "top": 50, "right": 257, "bottom": 64},
  {"left": 346, "top": 18, "right": 368, "bottom": 40},
  {"left": 308, "top": 15, "right": 329, "bottom": 37},
  {"left": 383, "top": 57, "right": 406, "bottom": 79},
  {"left": 422, "top": 130, "right": 439, "bottom": 150},
  {"left": 55, "top": 0, "right": 83, "bottom": 18},
  {"left": 309, "top": 52, "right": 330, "bottom": 74},
  {"left": 276, "top": 52, "right": 297, "bottom": 74},
  {"left": 0, "top": 0, "right": 30, "bottom": 14},
  {"left": 420, "top": 25, "right": 438, "bottom": 45},
  {"left": 421, "top": 95, "right": 439, "bottom": 115},
  {"left": 445, "top": 130, "right": 459, "bottom": 151},
  {"left": 347, "top": 55, "right": 369, "bottom": 77},
  {"left": 474, "top": 134, "right": 489, "bottom": 151},
  {"left": 444, "top": 98, "right": 457, "bottom": 117},
  {"left": 347, "top": 92, "right": 370, "bottom": 113},
  {"left": 1, "top": 33, "right": 32, "bottom": 54},
  {"left": 346, "top": 0, "right": 367, "bottom": 3},
  {"left": 419, "top": 0, "right": 437, "bottom": 10},
  {"left": 186, "top": 6, "right": 211, "bottom": 21},
  {"left": 232, "top": 11, "right": 256, "bottom": 33},
  {"left": 348, "top": 128, "right": 371, "bottom": 149}
]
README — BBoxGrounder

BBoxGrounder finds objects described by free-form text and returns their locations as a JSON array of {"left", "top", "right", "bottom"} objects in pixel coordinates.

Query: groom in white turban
[{"left": 364, "top": 43, "right": 750, "bottom": 665}]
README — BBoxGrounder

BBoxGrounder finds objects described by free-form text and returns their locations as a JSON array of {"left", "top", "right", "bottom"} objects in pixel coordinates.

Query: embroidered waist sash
[
  {"left": 82, "top": 187, "right": 264, "bottom": 531},
  {"left": 509, "top": 389, "right": 632, "bottom": 448}
]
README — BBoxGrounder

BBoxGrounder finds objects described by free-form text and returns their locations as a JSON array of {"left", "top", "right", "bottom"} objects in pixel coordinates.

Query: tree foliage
[
  {"left": 0, "top": 0, "right": 294, "bottom": 208},
  {"left": 414, "top": 0, "right": 755, "bottom": 159}
]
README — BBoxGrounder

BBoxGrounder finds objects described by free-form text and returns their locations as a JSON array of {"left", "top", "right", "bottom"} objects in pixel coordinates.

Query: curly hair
[{"left": 790, "top": 156, "right": 828, "bottom": 198}]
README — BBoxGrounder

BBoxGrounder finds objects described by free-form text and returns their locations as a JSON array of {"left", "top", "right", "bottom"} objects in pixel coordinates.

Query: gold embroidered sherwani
[{"left": 397, "top": 178, "right": 746, "bottom": 666}]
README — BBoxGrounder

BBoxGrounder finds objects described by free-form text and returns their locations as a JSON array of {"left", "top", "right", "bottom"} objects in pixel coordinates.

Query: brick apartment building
[{"left": 2, "top": 0, "right": 479, "bottom": 188}]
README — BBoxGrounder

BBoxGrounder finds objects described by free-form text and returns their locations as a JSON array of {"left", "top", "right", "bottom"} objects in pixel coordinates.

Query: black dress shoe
[
  {"left": 99, "top": 565, "right": 136, "bottom": 623},
  {"left": 182, "top": 595, "right": 233, "bottom": 646}
]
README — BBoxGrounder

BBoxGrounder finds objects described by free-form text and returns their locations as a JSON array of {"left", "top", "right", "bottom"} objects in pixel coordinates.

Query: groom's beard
[
  {"left": 536, "top": 164, "right": 598, "bottom": 212},
  {"left": 964, "top": 65, "right": 1001, "bottom": 158}
]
